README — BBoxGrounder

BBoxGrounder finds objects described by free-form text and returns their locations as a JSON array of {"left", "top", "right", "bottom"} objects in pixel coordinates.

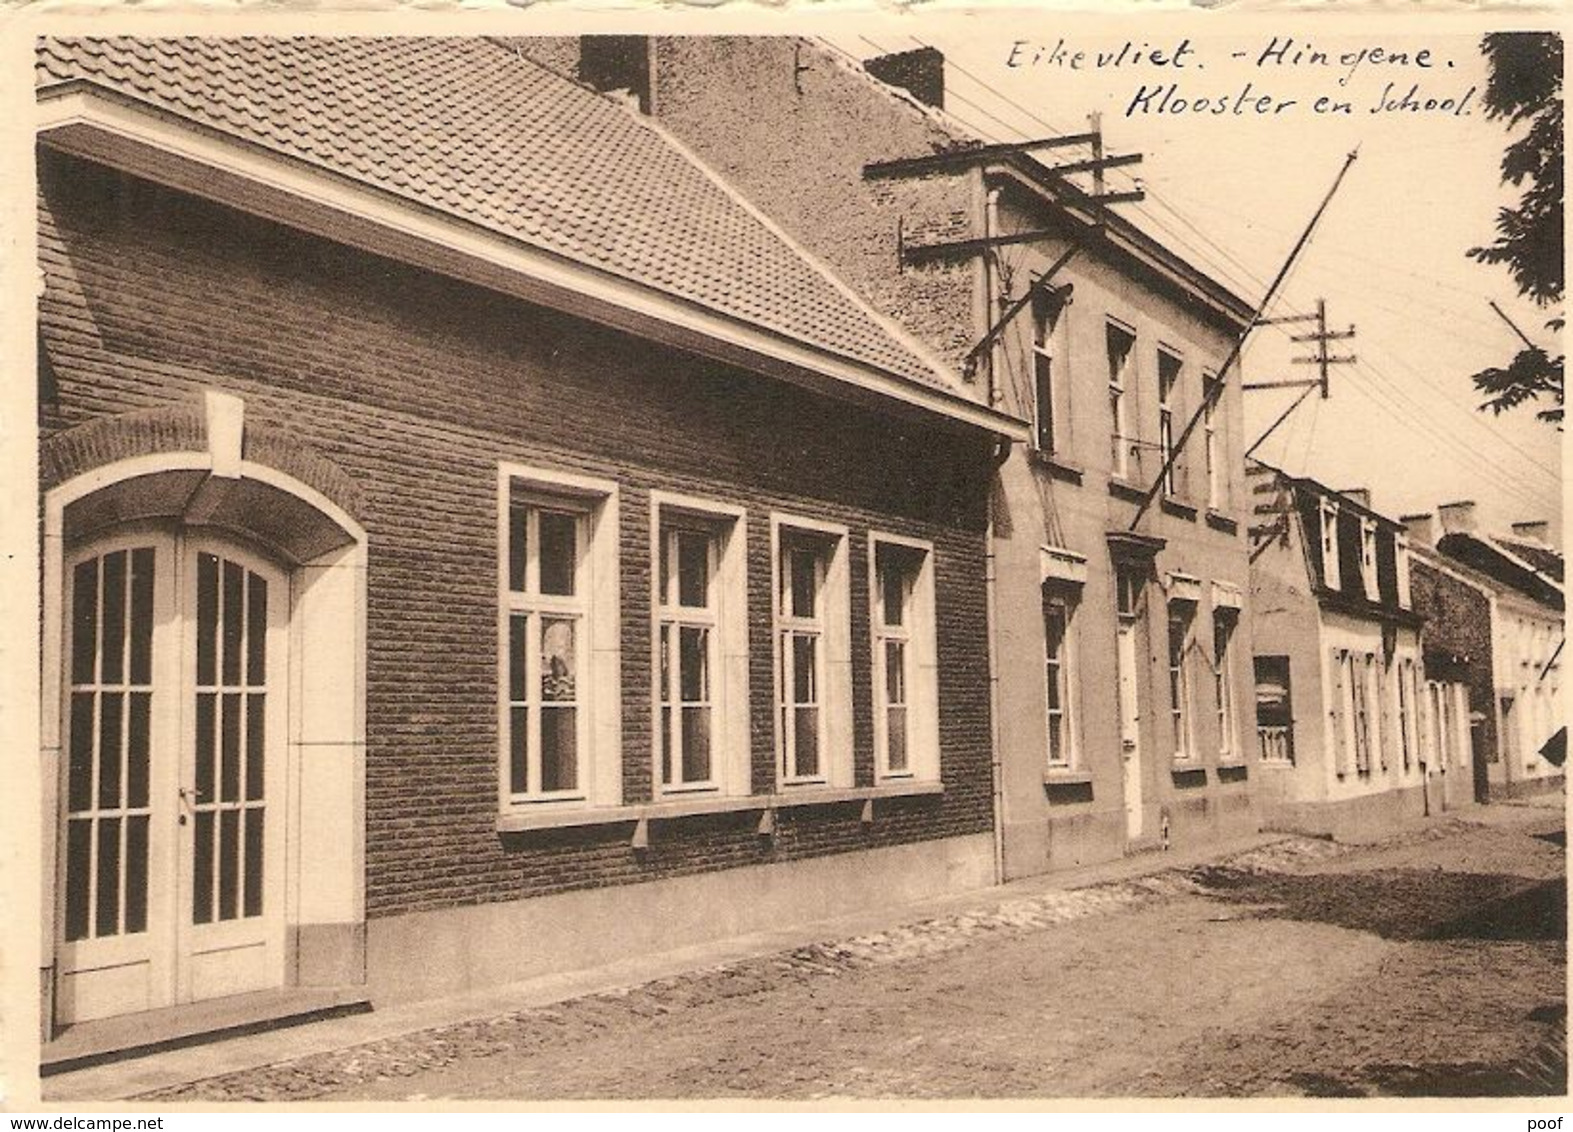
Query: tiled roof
[
  {"left": 37, "top": 36, "right": 956, "bottom": 393},
  {"left": 1493, "top": 535, "right": 1564, "bottom": 583}
]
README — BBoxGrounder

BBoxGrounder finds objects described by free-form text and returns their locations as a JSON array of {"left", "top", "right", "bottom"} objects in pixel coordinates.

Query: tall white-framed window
[
  {"left": 1330, "top": 647, "right": 1351, "bottom": 776},
  {"left": 1043, "top": 583, "right": 1081, "bottom": 769},
  {"left": 1320, "top": 500, "right": 1341, "bottom": 590},
  {"left": 652, "top": 493, "right": 748, "bottom": 798},
  {"left": 1157, "top": 347, "right": 1184, "bottom": 497},
  {"left": 870, "top": 535, "right": 939, "bottom": 782},
  {"left": 1359, "top": 518, "right": 1379, "bottom": 598},
  {"left": 1032, "top": 291, "right": 1061, "bottom": 455},
  {"left": 1351, "top": 652, "right": 1373, "bottom": 775},
  {"left": 1167, "top": 600, "right": 1195, "bottom": 761},
  {"left": 498, "top": 466, "right": 619, "bottom": 809},
  {"left": 774, "top": 517, "right": 852, "bottom": 788},
  {"left": 1107, "top": 321, "right": 1135, "bottom": 480},
  {"left": 1396, "top": 654, "right": 1421, "bottom": 770},
  {"left": 1203, "top": 371, "right": 1222, "bottom": 511},
  {"left": 1213, "top": 608, "right": 1239, "bottom": 762}
]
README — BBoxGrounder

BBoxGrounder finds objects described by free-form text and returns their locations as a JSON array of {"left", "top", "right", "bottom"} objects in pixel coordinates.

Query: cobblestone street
[{"left": 141, "top": 804, "right": 1565, "bottom": 1102}]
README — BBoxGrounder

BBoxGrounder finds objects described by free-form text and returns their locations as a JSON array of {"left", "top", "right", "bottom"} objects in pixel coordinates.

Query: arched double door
[{"left": 56, "top": 526, "right": 288, "bottom": 1024}]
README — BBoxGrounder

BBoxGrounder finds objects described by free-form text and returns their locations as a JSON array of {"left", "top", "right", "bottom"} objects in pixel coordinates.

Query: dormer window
[
  {"left": 1395, "top": 535, "right": 1412, "bottom": 609},
  {"left": 1360, "top": 518, "right": 1379, "bottom": 598},
  {"left": 1320, "top": 500, "right": 1341, "bottom": 590}
]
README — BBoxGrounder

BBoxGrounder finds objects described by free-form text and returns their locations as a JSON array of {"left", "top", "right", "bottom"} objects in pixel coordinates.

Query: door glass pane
[
  {"left": 71, "top": 558, "right": 98, "bottom": 686},
  {"left": 220, "top": 692, "right": 241, "bottom": 803},
  {"left": 101, "top": 551, "right": 126, "bottom": 686},
  {"left": 68, "top": 692, "right": 94, "bottom": 813},
  {"left": 243, "top": 808, "right": 264, "bottom": 918},
  {"left": 218, "top": 809, "right": 240, "bottom": 922},
  {"left": 197, "top": 553, "right": 218, "bottom": 686},
  {"left": 64, "top": 819, "right": 91, "bottom": 941},
  {"left": 124, "top": 816, "right": 149, "bottom": 934},
  {"left": 245, "top": 693, "right": 266, "bottom": 801},
  {"left": 195, "top": 692, "right": 216, "bottom": 804},
  {"left": 127, "top": 692, "right": 151, "bottom": 809},
  {"left": 95, "top": 816, "right": 120, "bottom": 937},
  {"left": 246, "top": 575, "right": 268, "bottom": 686},
  {"left": 538, "top": 511, "right": 578, "bottom": 597},
  {"left": 193, "top": 811, "right": 214, "bottom": 925},
  {"left": 540, "top": 707, "right": 578, "bottom": 792},
  {"left": 97, "top": 692, "right": 123, "bottom": 811},
  {"left": 221, "top": 560, "right": 244, "bottom": 686},
  {"left": 129, "top": 547, "right": 154, "bottom": 685}
]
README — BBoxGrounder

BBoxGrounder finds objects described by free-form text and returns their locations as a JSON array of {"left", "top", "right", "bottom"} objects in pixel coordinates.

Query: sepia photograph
[{"left": 6, "top": 8, "right": 1567, "bottom": 1110}]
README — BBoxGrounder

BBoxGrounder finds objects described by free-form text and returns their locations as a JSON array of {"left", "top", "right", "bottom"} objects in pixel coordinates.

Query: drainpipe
[
  {"left": 985, "top": 438, "right": 1011, "bottom": 886},
  {"left": 981, "top": 181, "right": 1008, "bottom": 886}
]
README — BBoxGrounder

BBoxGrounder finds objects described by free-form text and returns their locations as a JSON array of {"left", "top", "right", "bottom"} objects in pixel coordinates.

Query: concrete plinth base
[{"left": 366, "top": 834, "right": 995, "bottom": 1005}]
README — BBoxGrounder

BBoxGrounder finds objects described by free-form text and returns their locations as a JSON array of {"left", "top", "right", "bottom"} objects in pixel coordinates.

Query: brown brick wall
[
  {"left": 38, "top": 151, "right": 996, "bottom": 919},
  {"left": 1411, "top": 559, "right": 1499, "bottom": 764}
]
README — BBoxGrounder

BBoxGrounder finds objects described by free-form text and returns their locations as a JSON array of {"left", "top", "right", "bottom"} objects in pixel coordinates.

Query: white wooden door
[
  {"left": 176, "top": 541, "right": 288, "bottom": 1005},
  {"left": 56, "top": 532, "right": 287, "bottom": 1025},
  {"left": 1117, "top": 616, "right": 1143, "bottom": 841}
]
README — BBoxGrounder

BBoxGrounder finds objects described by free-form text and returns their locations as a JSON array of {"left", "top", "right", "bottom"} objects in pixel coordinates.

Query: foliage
[{"left": 1467, "top": 32, "right": 1564, "bottom": 424}]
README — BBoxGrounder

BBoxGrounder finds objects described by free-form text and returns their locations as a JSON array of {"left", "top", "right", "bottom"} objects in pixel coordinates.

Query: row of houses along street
[{"left": 28, "top": 34, "right": 1565, "bottom": 1088}]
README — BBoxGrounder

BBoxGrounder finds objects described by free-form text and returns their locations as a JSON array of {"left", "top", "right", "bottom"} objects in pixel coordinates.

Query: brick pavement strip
[{"left": 137, "top": 815, "right": 1559, "bottom": 1102}]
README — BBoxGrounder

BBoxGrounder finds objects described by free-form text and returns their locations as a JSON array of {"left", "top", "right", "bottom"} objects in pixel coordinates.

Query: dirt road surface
[{"left": 142, "top": 804, "right": 1566, "bottom": 1101}]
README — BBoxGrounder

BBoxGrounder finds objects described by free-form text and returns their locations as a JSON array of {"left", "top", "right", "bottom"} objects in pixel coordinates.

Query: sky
[{"left": 826, "top": 13, "right": 1564, "bottom": 544}]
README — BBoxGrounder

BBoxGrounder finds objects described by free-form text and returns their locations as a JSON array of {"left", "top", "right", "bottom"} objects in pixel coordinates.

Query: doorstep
[{"left": 42, "top": 986, "right": 371, "bottom": 1078}]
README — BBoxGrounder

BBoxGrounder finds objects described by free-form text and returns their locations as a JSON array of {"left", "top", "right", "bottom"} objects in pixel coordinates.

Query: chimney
[
  {"left": 1339, "top": 487, "right": 1371, "bottom": 510},
  {"left": 1401, "top": 513, "right": 1436, "bottom": 547},
  {"left": 579, "top": 36, "right": 653, "bottom": 113},
  {"left": 1511, "top": 520, "right": 1551, "bottom": 544},
  {"left": 865, "top": 47, "right": 945, "bottom": 110},
  {"left": 1438, "top": 500, "right": 1477, "bottom": 535}
]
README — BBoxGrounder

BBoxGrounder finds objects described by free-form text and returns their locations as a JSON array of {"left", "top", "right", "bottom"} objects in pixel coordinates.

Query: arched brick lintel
[{"left": 41, "top": 402, "right": 364, "bottom": 525}]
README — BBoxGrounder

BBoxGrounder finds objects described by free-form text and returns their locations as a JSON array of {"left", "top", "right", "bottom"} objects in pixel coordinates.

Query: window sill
[
  {"left": 495, "top": 780, "right": 944, "bottom": 834},
  {"left": 1028, "top": 449, "right": 1084, "bottom": 485},
  {"left": 1171, "top": 765, "right": 1208, "bottom": 789},
  {"left": 1043, "top": 768, "right": 1092, "bottom": 785},
  {"left": 1259, "top": 758, "right": 1295, "bottom": 769},
  {"left": 1108, "top": 478, "right": 1147, "bottom": 505},
  {"left": 1205, "top": 510, "right": 1240, "bottom": 536},
  {"left": 1160, "top": 496, "right": 1199, "bottom": 522}
]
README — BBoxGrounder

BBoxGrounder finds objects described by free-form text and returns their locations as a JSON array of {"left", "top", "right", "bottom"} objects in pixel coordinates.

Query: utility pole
[
  {"left": 1128, "top": 147, "right": 1360, "bottom": 532},
  {"left": 1241, "top": 298, "right": 1356, "bottom": 457},
  {"left": 1244, "top": 299, "right": 1356, "bottom": 400}
]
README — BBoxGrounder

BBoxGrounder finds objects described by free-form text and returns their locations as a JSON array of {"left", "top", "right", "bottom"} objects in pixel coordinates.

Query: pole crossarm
[
  {"left": 903, "top": 194, "right": 1144, "bottom": 265},
  {"left": 863, "top": 134, "right": 1101, "bottom": 180},
  {"left": 1242, "top": 379, "right": 1321, "bottom": 391},
  {"left": 1127, "top": 149, "right": 1360, "bottom": 532}
]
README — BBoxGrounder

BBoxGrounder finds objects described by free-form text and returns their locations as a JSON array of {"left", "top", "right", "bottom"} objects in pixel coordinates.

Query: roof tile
[{"left": 39, "top": 36, "right": 958, "bottom": 393}]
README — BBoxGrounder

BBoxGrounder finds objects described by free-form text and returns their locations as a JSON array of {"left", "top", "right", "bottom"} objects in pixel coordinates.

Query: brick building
[
  {"left": 518, "top": 36, "right": 1262, "bottom": 877},
  {"left": 1407, "top": 505, "right": 1565, "bottom": 798},
  {"left": 33, "top": 38, "right": 1027, "bottom": 1052},
  {"left": 1245, "top": 465, "right": 1464, "bottom": 835}
]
